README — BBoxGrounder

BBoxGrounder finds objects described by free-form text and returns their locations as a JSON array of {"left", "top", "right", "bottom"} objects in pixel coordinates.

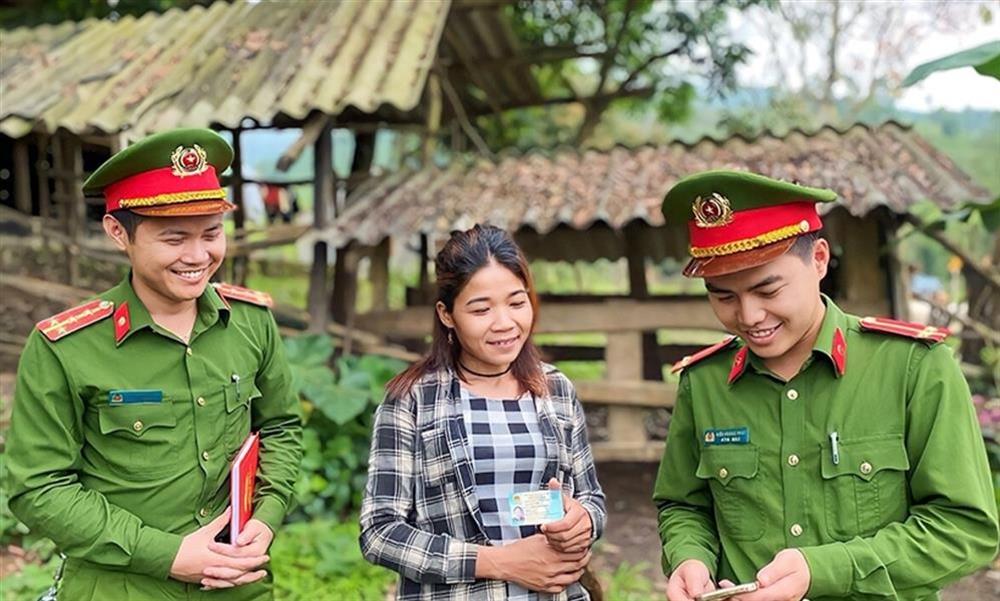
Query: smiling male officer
[
  {"left": 653, "top": 170, "right": 998, "bottom": 601},
  {"left": 6, "top": 128, "right": 302, "bottom": 600}
]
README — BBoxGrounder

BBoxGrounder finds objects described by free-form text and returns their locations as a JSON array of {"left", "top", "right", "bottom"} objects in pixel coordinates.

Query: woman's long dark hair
[{"left": 386, "top": 224, "right": 547, "bottom": 399}]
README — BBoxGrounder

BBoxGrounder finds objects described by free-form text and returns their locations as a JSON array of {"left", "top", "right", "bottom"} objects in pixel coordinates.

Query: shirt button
[
  {"left": 199, "top": 507, "right": 209, "bottom": 518},
  {"left": 132, "top": 420, "right": 143, "bottom": 432},
  {"left": 718, "top": 467, "right": 729, "bottom": 479},
  {"left": 196, "top": 396, "right": 206, "bottom": 407},
  {"left": 860, "top": 461, "right": 873, "bottom": 475},
  {"left": 787, "top": 454, "right": 800, "bottom": 467},
  {"left": 186, "top": 347, "right": 193, "bottom": 356},
  {"left": 786, "top": 389, "right": 799, "bottom": 400},
  {"left": 790, "top": 523, "right": 803, "bottom": 537},
  {"left": 202, "top": 451, "right": 210, "bottom": 462}
]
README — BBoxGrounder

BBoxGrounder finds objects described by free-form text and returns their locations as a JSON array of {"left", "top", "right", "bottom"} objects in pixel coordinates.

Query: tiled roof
[
  {"left": 322, "top": 121, "right": 991, "bottom": 248},
  {"left": 1, "top": 0, "right": 450, "bottom": 137}
]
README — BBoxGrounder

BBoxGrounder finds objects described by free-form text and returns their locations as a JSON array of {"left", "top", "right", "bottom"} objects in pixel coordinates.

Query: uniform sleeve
[
  {"left": 653, "top": 373, "right": 721, "bottom": 577},
  {"left": 568, "top": 387, "right": 607, "bottom": 541},
  {"left": 800, "top": 343, "right": 1000, "bottom": 598},
  {"left": 358, "top": 392, "right": 478, "bottom": 584},
  {"left": 250, "top": 311, "right": 304, "bottom": 535},
  {"left": 5, "top": 332, "right": 182, "bottom": 579}
]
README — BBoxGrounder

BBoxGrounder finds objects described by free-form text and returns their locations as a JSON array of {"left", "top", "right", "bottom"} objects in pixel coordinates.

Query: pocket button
[
  {"left": 860, "top": 461, "right": 873, "bottom": 475},
  {"left": 790, "top": 523, "right": 803, "bottom": 537},
  {"left": 132, "top": 420, "right": 143, "bottom": 432}
]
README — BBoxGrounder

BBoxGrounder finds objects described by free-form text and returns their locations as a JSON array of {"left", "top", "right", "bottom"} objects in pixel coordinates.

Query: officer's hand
[
  {"left": 168, "top": 508, "right": 268, "bottom": 587},
  {"left": 540, "top": 478, "right": 593, "bottom": 553},
  {"left": 666, "top": 559, "right": 715, "bottom": 601},
  {"left": 729, "top": 549, "right": 810, "bottom": 601},
  {"left": 201, "top": 519, "right": 274, "bottom": 589}
]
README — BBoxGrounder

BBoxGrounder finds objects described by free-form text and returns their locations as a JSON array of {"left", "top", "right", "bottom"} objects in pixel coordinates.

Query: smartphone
[{"left": 694, "top": 582, "right": 759, "bottom": 601}]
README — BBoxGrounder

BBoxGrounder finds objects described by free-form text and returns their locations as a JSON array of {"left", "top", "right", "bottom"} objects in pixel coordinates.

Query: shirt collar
[
  {"left": 106, "top": 273, "right": 231, "bottom": 346},
  {"left": 728, "top": 294, "right": 848, "bottom": 384}
]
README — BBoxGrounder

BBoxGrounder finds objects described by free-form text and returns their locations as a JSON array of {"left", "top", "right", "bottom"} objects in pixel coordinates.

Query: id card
[{"left": 508, "top": 490, "right": 564, "bottom": 526}]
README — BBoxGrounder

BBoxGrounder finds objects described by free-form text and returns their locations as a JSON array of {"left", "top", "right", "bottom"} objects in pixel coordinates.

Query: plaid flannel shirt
[{"left": 359, "top": 363, "right": 607, "bottom": 601}]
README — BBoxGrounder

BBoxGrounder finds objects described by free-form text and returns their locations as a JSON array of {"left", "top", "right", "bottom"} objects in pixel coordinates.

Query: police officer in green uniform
[
  {"left": 6, "top": 128, "right": 303, "bottom": 600},
  {"left": 653, "top": 170, "right": 998, "bottom": 601}
]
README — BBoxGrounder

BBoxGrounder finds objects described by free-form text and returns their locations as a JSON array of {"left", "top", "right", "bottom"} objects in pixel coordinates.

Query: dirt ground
[{"left": 594, "top": 461, "right": 1000, "bottom": 599}]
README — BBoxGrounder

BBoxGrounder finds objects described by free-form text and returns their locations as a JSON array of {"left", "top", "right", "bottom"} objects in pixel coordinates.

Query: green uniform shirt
[
  {"left": 6, "top": 275, "right": 303, "bottom": 601},
  {"left": 653, "top": 298, "right": 998, "bottom": 600}
]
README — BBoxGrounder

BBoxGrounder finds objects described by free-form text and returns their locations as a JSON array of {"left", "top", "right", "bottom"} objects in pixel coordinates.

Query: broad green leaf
[
  {"left": 903, "top": 40, "right": 1000, "bottom": 86},
  {"left": 283, "top": 334, "right": 335, "bottom": 366}
]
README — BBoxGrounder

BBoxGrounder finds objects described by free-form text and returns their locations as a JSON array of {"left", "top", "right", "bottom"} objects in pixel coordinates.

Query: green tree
[{"left": 480, "top": 0, "right": 766, "bottom": 149}]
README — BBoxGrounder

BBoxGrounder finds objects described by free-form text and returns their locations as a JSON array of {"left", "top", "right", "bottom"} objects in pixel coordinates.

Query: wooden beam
[
  {"left": 358, "top": 298, "right": 723, "bottom": 337},
  {"left": 591, "top": 440, "right": 664, "bottom": 463},
  {"left": 576, "top": 380, "right": 676, "bottom": 408},
  {"left": 277, "top": 113, "right": 333, "bottom": 173},
  {"left": 35, "top": 134, "right": 51, "bottom": 221}
]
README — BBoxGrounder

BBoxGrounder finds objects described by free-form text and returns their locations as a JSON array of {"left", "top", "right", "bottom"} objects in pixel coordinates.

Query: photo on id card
[{"left": 508, "top": 489, "right": 564, "bottom": 526}]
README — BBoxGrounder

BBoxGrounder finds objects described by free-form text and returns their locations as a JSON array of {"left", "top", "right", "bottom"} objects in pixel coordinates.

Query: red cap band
[
  {"left": 689, "top": 202, "right": 821, "bottom": 257},
  {"left": 104, "top": 166, "right": 225, "bottom": 213}
]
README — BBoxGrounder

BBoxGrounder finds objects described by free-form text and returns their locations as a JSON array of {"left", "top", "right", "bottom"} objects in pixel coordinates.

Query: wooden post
[
  {"left": 230, "top": 128, "right": 249, "bottom": 285},
  {"left": 605, "top": 331, "right": 652, "bottom": 458},
  {"left": 370, "top": 237, "right": 391, "bottom": 312},
  {"left": 423, "top": 72, "right": 442, "bottom": 165},
  {"left": 13, "top": 139, "right": 32, "bottom": 214},
  {"left": 306, "top": 122, "right": 333, "bottom": 333},
  {"left": 417, "top": 233, "right": 431, "bottom": 304},
  {"left": 331, "top": 131, "right": 376, "bottom": 325},
  {"left": 625, "top": 226, "right": 661, "bottom": 380},
  {"left": 36, "top": 134, "right": 51, "bottom": 221}
]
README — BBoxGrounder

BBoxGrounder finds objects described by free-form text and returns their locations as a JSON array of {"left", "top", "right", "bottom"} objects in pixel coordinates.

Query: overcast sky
[{"left": 732, "top": 4, "right": 1000, "bottom": 112}]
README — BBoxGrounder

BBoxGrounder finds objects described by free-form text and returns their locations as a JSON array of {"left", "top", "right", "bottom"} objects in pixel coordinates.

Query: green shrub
[
  {"left": 284, "top": 334, "right": 406, "bottom": 521},
  {"left": 271, "top": 519, "right": 395, "bottom": 601}
]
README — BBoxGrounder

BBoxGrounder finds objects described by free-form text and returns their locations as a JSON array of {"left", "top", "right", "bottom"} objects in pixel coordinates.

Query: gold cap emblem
[
  {"left": 692, "top": 192, "right": 734, "bottom": 228},
  {"left": 170, "top": 144, "right": 208, "bottom": 178}
]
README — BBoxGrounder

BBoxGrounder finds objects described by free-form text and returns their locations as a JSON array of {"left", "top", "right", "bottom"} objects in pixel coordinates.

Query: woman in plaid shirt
[{"left": 360, "top": 225, "right": 607, "bottom": 600}]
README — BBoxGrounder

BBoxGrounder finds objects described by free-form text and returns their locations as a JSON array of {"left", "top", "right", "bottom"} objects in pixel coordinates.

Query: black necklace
[{"left": 458, "top": 360, "right": 513, "bottom": 378}]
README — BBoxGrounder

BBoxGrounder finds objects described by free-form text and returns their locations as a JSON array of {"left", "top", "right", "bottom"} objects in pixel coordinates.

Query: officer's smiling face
[
  {"left": 106, "top": 213, "right": 226, "bottom": 305},
  {"left": 704, "top": 238, "right": 830, "bottom": 373},
  {"left": 436, "top": 260, "right": 534, "bottom": 373}
]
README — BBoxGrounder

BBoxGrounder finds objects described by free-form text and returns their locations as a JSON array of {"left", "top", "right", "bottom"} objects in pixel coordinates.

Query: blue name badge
[
  {"left": 703, "top": 427, "right": 750, "bottom": 446},
  {"left": 108, "top": 389, "right": 163, "bottom": 405}
]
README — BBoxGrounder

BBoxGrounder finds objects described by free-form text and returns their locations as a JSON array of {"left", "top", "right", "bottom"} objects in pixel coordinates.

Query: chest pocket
[
  {"left": 98, "top": 403, "right": 179, "bottom": 478},
  {"left": 419, "top": 427, "right": 455, "bottom": 488},
  {"left": 696, "top": 445, "right": 764, "bottom": 541},
  {"left": 820, "top": 435, "right": 910, "bottom": 539},
  {"left": 224, "top": 372, "right": 261, "bottom": 452}
]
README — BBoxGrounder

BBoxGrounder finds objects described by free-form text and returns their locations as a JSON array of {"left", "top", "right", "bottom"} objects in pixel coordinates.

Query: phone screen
[{"left": 694, "top": 582, "right": 759, "bottom": 601}]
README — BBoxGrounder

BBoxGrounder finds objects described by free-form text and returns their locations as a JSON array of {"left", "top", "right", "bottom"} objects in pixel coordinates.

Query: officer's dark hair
[
  {"left": 109, "top": 209, "right": 145, "bottom": 241},
  {"left": 788, "top": 231, "right": 822, "bottom": 262},
  {"left": 385, "top": 224, "right": 547, "bottom": 399}
]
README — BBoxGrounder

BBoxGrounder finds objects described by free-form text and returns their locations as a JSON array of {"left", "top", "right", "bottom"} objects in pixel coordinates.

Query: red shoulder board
[
  {"left": 859, "top": 316, "right": 949, "bottom": 344},
  {"left": 36, "top": 299, "right": 114, "bottom": 342},
  {"left": 671, "top": 335, "right": 739, "bottom": 373},
  {"left": 213, "top": 282, "right": 273, "bottom": 308}
]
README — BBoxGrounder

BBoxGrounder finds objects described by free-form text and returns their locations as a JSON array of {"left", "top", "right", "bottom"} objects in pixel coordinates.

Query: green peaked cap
[
  {"left": 83, "top": 128, "right": 233, "bottom": 194},
  {"left": 661, "top": 169, "right": 838, "bottom": 224}
]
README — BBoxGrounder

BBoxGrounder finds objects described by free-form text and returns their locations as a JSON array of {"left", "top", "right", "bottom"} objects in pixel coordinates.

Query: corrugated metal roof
[
  {"left": 0, "top": 0, "right": 450, "bottom": 138},
  {"left": 321, "top": 121, "right": 992, "bottom": 249}
]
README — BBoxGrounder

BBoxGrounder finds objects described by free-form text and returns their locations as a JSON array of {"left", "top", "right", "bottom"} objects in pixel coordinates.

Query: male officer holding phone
[
  {"left": 653, "top": 170, "right": 998, "bottom": 600},
  {"left": 6, "top": 128, "right": 302, "bottom": 600}
]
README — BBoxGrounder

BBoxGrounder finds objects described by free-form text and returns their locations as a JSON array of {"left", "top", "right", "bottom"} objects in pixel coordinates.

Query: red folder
[{"left": 230, "top": 432, "right": 260, "bottom": 545}]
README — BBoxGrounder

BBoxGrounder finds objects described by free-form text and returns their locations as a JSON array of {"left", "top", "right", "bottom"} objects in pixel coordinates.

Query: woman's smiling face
[{"left": 437, "top": 259, "right": 534, "bottom": 373}]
